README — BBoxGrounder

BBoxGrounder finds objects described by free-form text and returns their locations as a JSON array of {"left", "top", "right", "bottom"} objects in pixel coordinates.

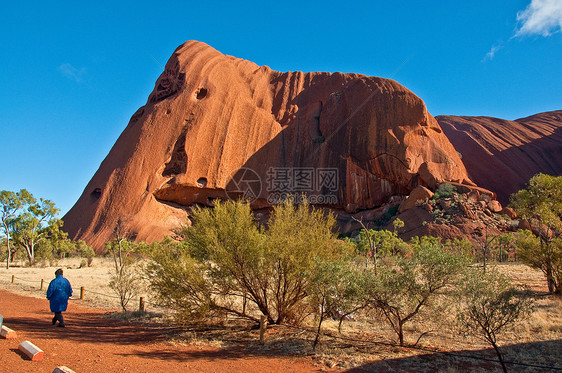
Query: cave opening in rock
[
  {"left": 195, "top": 88, "right": 208, "bottom": 99},
  {"left": 197, "top": 177, "right": 208, "bottom": 187},
  {"left": 91, "top": 188, "right": 102, "bottom": 200}
]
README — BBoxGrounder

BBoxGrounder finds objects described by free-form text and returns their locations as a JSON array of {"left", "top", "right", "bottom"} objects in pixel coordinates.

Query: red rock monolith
[
  {"left": 63, "top": 41, "right": 473, "bottom": 249},
  {"left": 437, "top": 111, "right": 562, "bottom": 205}
]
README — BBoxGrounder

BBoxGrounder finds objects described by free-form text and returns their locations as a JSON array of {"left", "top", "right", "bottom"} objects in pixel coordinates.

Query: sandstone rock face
[
  {"left": 467, "top": 190, "right": 479, "bottom": 203},
  {"left": 501, "top": 207, "right": 517, "bottom": 219},
  {"left": 391, "top": 191, "right": 510, "bottom": 243},
  {"left": 437, "top": 111, "right": 562, "bottom": 204},
  {"left": 63, "top": 41, "right": 472, "bottom": 249},
  {"left": 398, "top": 185, "right": 434, "bottom": 213},
  {"left": 488, "top": 200, "right": 502, "bottom": 213}
]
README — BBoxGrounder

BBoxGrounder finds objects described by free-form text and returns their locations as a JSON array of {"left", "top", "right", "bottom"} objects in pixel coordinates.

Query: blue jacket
[{"left": 46, "top": 275, "right": 73, "bottom": 312}]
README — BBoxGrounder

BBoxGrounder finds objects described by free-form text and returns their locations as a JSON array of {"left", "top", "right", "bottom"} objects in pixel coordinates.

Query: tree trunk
[
  {"left": 27, "top": 245, "right": 35, "bottom": 266},
  {"left": 30, "top": 242, "right": 35, "bottom": 266},
  {"left": 3, "top": 222, "right": 10, "bottom": 269},
  {"left": 313, "top": 296, "right": 325, "bottom": 350},
  {"left": 118, "top": 240, "right": 123, "bottom": 267},
  {"left": 499, "top": 244, "right": 503, "bottom": 262},
  {"left": 546, "top": 266, "right": 555, "bottom": 293},
  {"left": 256, "top": 302, "right": 274, "bottom": 324},
  {"left": 6, "top": 242, "right": 10, "bottom": 269},
  {"left": 398, "top": 321, "right": 404, "bottom": 346},
  {"left": 547, "top": 278, "right": 555, "bottom": 294},
  {"left": 22, "top": 242, "right": 32, "bottom": 266},
  {"left": 112, "top": 246, "right": 119, "bottom": 274},
  {"left": 491, "top": 341, "right": 508, "bottom": 373}
]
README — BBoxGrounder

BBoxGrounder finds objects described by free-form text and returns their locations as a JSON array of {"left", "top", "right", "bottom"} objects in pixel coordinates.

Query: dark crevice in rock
[
  {"left": 312, "top": 101, "right": 324, "bottom": 143},
  {"left": 148, "top": 56, "right": 185, "bottom": 104},
  {"left": 162, "top": 128, "right": 188, "bottom": 177},
  {"left": 153, "top": 197, "right": 190, "bottom": 211}
]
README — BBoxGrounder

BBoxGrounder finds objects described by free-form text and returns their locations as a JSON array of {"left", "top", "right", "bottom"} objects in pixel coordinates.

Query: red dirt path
[{"left": 0, "top": 289, "right": 325, "bottom": 372}]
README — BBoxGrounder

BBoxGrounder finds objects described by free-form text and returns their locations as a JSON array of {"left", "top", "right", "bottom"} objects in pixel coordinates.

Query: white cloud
[
  {"left": 482, "top": 44, "right": 503, "bottom": 62},
  {"left": 515, "top": 0, "right": 562, "bottom": 37},
  {"left": 58, "top": 63, "right": 86, "bottom": 82}
]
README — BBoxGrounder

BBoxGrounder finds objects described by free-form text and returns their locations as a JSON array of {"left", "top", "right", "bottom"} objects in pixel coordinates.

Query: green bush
[
  {"left": 147, "top": 198, "right": 350, "bottom": 325},
  {"left": 378, "top": 204, "right": 399, "bottom": 224},
  {"left": 433, "top": 183, "right": 456, "bottom": 200},
  {"left": 365, "top": 241, "right": 468, "bottom": 346},
  {"left": 511, "top": 174, "right": 562, "bottom": 293}
]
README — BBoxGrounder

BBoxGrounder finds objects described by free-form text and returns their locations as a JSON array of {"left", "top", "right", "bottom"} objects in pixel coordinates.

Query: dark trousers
[{"left": 52, "top": 312, "right": 64, "bottom": 325}]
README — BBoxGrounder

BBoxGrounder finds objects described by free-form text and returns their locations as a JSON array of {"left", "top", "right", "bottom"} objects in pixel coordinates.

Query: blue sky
[{"left": 1, "top": 1, "right": 561, "bottom": 216}]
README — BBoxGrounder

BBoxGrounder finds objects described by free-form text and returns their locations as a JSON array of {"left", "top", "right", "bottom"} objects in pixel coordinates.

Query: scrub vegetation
[{"left": 1, "top": 173, "right": 561, "bottom": 371}]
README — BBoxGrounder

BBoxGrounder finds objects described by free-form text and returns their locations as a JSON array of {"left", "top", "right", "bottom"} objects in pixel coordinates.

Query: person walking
[{"left": 46, "top": 268, "right": 73, "bottom": 327}]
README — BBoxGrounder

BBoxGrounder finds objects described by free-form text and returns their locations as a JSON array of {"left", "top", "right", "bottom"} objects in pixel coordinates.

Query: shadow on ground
[
  {"left": 6, "top": 311, "right": 180, "bottom": 345},
  {"left": 2, "top": 288, "right": 560, "bottom": 371},
  {"left": 9, "top": 309, "right": 561, "bottom": 371},
  {"left": 111, "top": 331, "right": 562, "bottom": 373},
  {"left": 9, "top": 348, "right": 29, "bottom": 361},
  {"left": 344, "top": 339, "right": 562, "bottom": 373}
]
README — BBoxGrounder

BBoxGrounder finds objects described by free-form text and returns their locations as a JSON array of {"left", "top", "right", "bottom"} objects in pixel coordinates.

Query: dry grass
[
  {"left": 1, "top": 260, "right": 561, "bottom": 371},
  {"left": 0, "top": 257, "right": 151, "bottom": 311}
]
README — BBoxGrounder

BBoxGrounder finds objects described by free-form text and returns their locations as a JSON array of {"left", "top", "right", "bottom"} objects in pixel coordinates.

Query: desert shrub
[
  {"left": 433, "top": 183, "right": 456, "bottom": 200},
  {"left": 108, "top": 262, "right": 142, "bottom": 312},
  {"left": 443, "top": 237, "right": 475, "bottom": 258},
  {"left": 147, "top": 198, "right": 350, "bottom": 325},
  {"left": 456, "top": 268, "right": 534, "bottom": 373},
  {"left": 351, "top": 227, "right": 409, "bottom": 266},
  {"left": 365, "top": 241, "right": 468, "bottom": 346},
  {"left": 34, "top": 240, "right": 55, "bottom": 261},
  {"left": 489, "top": 233, "right": 517, "bottom": 262},
  {"left": 372, "top": 230, "right": 410, "bottom": 257},
  {"left": 392, "top": 218, "right": 405, "bottom": 233},
  {"left": 411, "top": 236, "right": 476, "bottom": 262},
  {"left": 76, "top": 240, "right": 95, "bottom": 262},
  {"left": 511, "top": 174, "right": 562, "bottom": 293},
  {"left": 145, "top": 240, "right": 214, "bottom": 322},
  {"left": 309, "top": 258, "right": 367, "bottom": 348},
  {"left": 516, "top": 230, "right": 562, "bottom": 294},
  {"left": 410, "top": 235, "right": 474, "bottom": 258},
  {"left": 106, "top": 225, "right": 142, "bottom": 312}
]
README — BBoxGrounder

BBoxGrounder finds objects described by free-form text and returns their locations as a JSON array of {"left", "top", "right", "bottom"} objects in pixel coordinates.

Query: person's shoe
[{"left": 57, "top": 324, "right": 65, "bottom": 328}]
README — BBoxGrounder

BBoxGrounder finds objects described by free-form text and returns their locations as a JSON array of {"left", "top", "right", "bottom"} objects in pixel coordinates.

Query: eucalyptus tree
[
  {"left": 0, "top": 189, "right": 34, "bottom": 268},
  {"left": 11, "top": 198, "right": 60, "bottom": 265}
]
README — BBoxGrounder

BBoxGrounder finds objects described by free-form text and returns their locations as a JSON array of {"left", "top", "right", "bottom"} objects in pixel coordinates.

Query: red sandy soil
[{"left": 0, "top": 289, "right": 326, "bottom": 373}]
